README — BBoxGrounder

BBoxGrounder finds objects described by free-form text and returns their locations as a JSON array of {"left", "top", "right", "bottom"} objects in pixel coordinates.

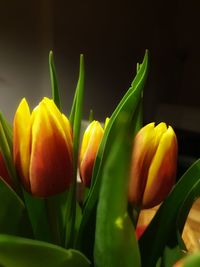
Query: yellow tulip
[
  {"left": 13, "top": 97, "right": 73, "bottom": 197},
  {"left": 79, "top": 120, "right": 104, "bottom": 186},
  {"left": 128, "top": 122, "right": 178, "bottom": 209}
]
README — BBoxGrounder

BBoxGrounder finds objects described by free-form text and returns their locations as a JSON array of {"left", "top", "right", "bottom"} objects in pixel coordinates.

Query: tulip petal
[
  {"left": 142, "top": 126, "right": 178, "bottom": 208},
  {"left": 13, "top": 98, "right": 31, "bottom": 191},
  {"left": 43, "top": 98, "right": 73, "bottom": 158},
  {"left": 80, "top": 121, "right": 103, "bottom": 186},
  {"left": 128, "top": 123, "right": 157, "bottom": 205},
  {"left": 30, "top": 101, "right": 72, "bottom": 197}
]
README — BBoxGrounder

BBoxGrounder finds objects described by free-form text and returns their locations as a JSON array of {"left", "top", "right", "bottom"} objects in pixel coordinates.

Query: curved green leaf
[
  {"left": 176, "top": 178, "right": 200, "bottom": 235},
  {"left": 65, "top": 54, "right": 85, "bottom": 248},
  {"left": 0, "top": 113, "right": 12, "bottom": 152},
  {"left": 0, "top": 235, "right": 90, "bottom": 267},
  {"left": 94, "top": 115, "right": 140, "bottom": 267},
  {"left": 0, "top": 179, "right": 31, "bottom": 237},
  {"left": 139, "top": 159, "right": 200, "bottom": 267},
  {"left": 182, "top": 252, "right": 200, "bottom": 267},
  {"left": 0, "top": 114, "right": 22, "bottom": 196},
  {"left": 76, "top": 50, "right": 148, "bottom": 259},
  {"left": 49, "top": 51, "right": 61, "bottom": 110}
]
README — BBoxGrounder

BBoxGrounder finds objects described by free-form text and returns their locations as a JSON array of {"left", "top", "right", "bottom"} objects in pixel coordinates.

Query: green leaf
[
  {"left": 72, "top": 54, "right": 85, "bottom": 167},
  {"left": 49, "top": 51, "right": 61, "bottom": 110},
  {"left": 176, "top": 178, "right": 200, "bottom": 235},
  {"left": 139, "top": 159, "right": 200, "bottom": 267},
  {"left": 65, "top": 54, "right": 85, "bottom": 248},
  {"left": 0, "top": 179, "right": 31, "bottom": 237},
  {"left": 0, "top": 234, "right": 90, "bottom": 267},
  {"left": 23, "top": 190, "right": 71, "bottom": 246},
  {"left": 161, "top": 246, "right": 185, "bottom": 267},
  {"left": 181, "top": 253, "right": 200, "bottom": 267},
  {"left": 88, "top": 109, "right": 94, "bottom": 123},
  {"left": 0, "top": 113, "right": 13, "bottom": 152},
  {"left": 69, "top": 85, "right": 77, "bottom": 125},
  {"left": 0, "top": 115, "right": 22, "bottom": 197},
  {"left": 76, "top": 50, "right": 148, "bottom": 259},
  {"left": 23, "top": 191, "right": 52, "bottom": 243},
  {"left": 69, "top": 54, "right": 84, "bottom": 127},
  {"left": 94, "top": 115, "right": 140, "bottom": 267}
]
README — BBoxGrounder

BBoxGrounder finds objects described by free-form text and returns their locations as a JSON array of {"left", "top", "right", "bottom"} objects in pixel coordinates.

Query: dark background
[{"left": 0, "top": 0, "right": 200, "bottom": 172}]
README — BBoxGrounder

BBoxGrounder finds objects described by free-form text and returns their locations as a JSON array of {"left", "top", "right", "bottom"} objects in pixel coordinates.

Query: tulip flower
[
  {"left": 79, "top": 120, "right": 104, "bottom": 186},
  {"left": 0, "top": 152, "right": 13, "bottom": 187},
  {"left": 13, "top": 97, "right": 73, "bottom": 197},
  {"left": 128, "top": 122, "right": 178, "bottom": 209}
]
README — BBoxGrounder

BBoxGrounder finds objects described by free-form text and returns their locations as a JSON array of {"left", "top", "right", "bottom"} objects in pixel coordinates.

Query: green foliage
[
  {"left": 0, "top": 113, "right": 22, "bottom": 196},
  {"left": 182, "top": 253, "right": 200, "bottom": 267},
  {"left": 0, "top": 235, "right": 90, "bottom": 267},
  {"left": 94, "top": 115, "right": 140, "bottom": 267},
  {"left": 76, "top": 50, "right": 148, "bottom": 260},
  {"left": 139, "top": 159, "right": 200, "bottom": 267},
  {"left": 65, "top": 54, "right": 85, "bottom": 248},
  {"left": 49, "top": 51, "right": 62, "bottom": 110},
  {"left": 0, "top": 179, "right": 31, "bottom": 237},
  {"left": 1, "top": 50, "right": 200, "bottom": 267}
]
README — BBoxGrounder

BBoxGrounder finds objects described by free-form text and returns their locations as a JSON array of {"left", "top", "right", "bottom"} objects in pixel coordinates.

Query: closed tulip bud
[
  {"left": 129, "top": 122, "right": 178, "bottom": 209},
  {"left": 0, "top": 152, "right": 13, "bottom": 187},
  {"left": 79, "top": 120, "right": 104, "bottom": 186},
  {"left": 13, "top": 97, "right": 73, "bottom": 197}
]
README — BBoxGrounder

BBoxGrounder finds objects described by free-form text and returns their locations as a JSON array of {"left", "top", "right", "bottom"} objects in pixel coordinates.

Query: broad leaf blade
[
  {"left": 0, "top": 235, "right": 90, "bottom": 267},
  {"left": 0, "top": 179, "right": 30, "bottom": 237},
  {"left": 94, "top": 115, "right": 140, "bottom": 267},
  {"left": 76, "top": 50, "right": 148, "bottom": 259}
]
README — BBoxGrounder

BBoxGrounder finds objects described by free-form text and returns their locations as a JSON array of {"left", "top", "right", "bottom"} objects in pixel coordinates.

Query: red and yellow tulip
[
  {"left": 79, "top": 120, "right": 104, "bottom": 186},
  {"left": 13, "top": 97, "right": 73, "bottom": 197},
  {"left": 128, "top": 122, "right": 178, "bottom": 209}
]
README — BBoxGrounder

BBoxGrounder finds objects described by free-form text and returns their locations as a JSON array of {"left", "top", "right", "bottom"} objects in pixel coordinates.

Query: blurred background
[{"left": 0, "top": 0, "right": 199, "bottom": 175}]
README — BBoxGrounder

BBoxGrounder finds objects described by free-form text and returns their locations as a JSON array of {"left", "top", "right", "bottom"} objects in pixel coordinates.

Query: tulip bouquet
[{"left": 0, "top": 50, "right": 200, "bottom": 267}]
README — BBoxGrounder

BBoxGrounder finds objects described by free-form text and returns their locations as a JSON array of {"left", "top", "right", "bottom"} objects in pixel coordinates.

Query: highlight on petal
[
  {"left": 42, "top": 98, "right": 73, "bottom": 160},
  {"left": 79, "top": 120, "right": 104, "bottom": 186},
  {"left": 13, "top": 98, "right": 31, "bottom": 192}
]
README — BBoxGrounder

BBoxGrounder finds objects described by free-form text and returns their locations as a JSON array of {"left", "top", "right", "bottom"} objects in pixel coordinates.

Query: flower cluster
[{"left": 0, "top": 51, "right": 199, "bottom": 267}]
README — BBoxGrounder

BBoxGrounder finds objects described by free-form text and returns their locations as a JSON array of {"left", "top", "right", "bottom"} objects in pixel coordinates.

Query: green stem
[{"left": 46, "top": 197, "right": 61, "bottom": 246}]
